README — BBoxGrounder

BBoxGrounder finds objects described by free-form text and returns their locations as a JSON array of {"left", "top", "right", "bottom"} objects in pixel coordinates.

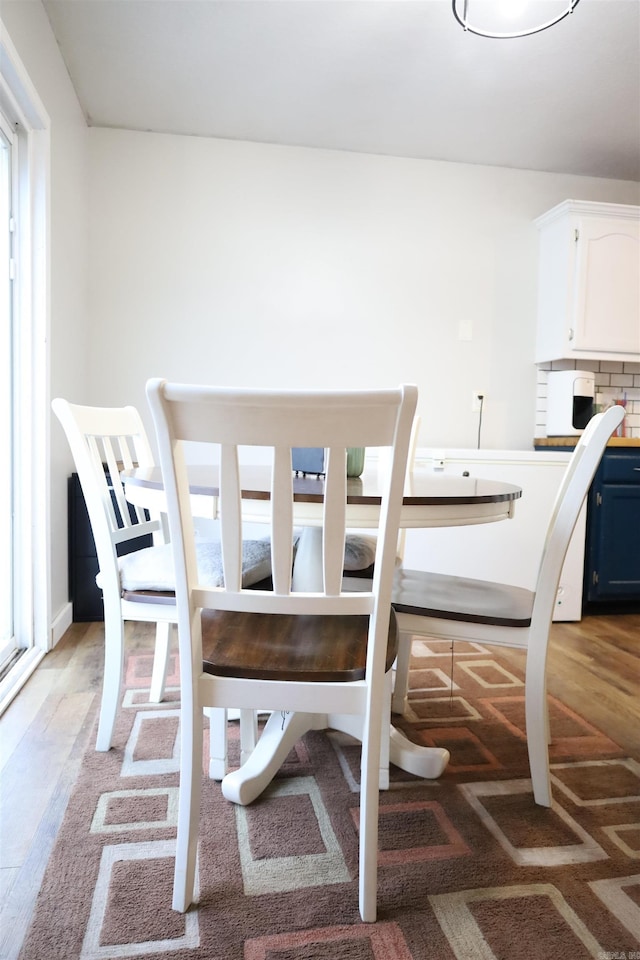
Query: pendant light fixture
[{"left": 452, "top": 0, "right": 581, "bottom": 39}]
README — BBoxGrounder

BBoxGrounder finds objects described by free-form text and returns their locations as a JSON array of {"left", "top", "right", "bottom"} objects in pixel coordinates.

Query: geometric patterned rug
[{"left": 18, "top": 635, "right": 640, "bottom": 959}]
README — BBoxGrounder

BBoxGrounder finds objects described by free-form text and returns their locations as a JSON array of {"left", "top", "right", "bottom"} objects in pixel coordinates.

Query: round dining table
[{"left": 122, "top": 464, "right": 522, "bottom": 802}]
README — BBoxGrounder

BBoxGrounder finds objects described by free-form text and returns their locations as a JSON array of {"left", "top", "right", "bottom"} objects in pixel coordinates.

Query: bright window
[{"left": 0, "top": 24, "right": 51, "bottom": 709}]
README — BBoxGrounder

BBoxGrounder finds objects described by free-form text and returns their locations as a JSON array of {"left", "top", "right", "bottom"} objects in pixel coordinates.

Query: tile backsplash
[{"left": 536, "top": 360, "right": 640, "bottom": 439}]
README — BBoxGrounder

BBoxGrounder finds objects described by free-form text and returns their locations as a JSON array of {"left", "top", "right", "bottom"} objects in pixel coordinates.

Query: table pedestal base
[{"left": 220, "top": 711, "right": 450, "bottom": 806}]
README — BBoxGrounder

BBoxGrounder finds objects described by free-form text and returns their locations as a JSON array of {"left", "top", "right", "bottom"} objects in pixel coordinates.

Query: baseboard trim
[{"left": 51, "top": 602, "right": 73, "bottom": 648}]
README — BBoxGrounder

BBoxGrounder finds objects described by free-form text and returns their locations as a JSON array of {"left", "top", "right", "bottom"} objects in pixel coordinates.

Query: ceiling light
[{"left": 452, "top": 0, "right": 581, "bottom": 38}]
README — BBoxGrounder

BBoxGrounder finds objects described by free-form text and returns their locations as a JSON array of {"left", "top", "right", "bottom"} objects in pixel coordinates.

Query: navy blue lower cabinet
[
  {"left": 584, "top": 450, "right": 640, "bottom": 606},
  {"left": 68, "top": 472, "right": 153, "bottom": 622}
]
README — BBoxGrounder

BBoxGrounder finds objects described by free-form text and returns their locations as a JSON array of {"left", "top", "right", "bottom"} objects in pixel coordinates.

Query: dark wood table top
[{"left": 122, "top": 464, "right": 522, "bottom": 507}]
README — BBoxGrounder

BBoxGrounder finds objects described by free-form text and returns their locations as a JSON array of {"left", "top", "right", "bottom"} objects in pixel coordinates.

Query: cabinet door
[
  {"left": 573, "top": 218, "right": 640, "bottom": 355},
  {"left": 586, "top": 481, "right": 640, "bottom": 601},
  {"left": 68, "top": 472, "right": 153, "bottom": 622}
]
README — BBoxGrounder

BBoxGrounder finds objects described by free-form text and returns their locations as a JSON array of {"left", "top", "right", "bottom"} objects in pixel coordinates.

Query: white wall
[
  {"left": 87, "top": 128, "right": 638, "bottom": 454},
  {"left": 1, "top": 2, "right": 89, "bottom": 630}
]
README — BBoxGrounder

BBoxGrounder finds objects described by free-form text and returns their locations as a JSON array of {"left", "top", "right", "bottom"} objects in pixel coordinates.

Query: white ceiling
[{"left": 43, "top": 0, "right": 640, "bottom": 181}]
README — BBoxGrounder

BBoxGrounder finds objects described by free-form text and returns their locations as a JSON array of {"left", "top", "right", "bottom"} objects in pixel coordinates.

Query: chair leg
[
  {"left": 378, "top": 672, "right": 392, "bottom": 791},
  {"left": 173, "top": 696, "right": 203, "bottom": 913},
  {"left": 149, "top": 621, "right": 172, "bottom": 703},
  {"left": 208, "top": 709, "right": 259, "bottom": 779},
  {"left": 95, "top": 614, "right": 125, "bottom": 752},
  {"left": 239, "top": 709, "right": 258, "bottom": 764},
  {"left": 391, "top": 631, "right": 412, "bottom": 715},
  {"left": 525, "top": 646, "right": 552, "bottom": 807},
  {"left": 207, "top": 708, "right": 228, "bottom": 780},
  {"left": 358, "top": 698, "right": 383, "bottom": 923}
]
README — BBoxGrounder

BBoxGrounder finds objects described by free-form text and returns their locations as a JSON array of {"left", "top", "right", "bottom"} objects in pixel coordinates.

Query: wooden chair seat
[
  {"left": 393, "top": 569, "right": 534, "bottom": 627},
  {"left": 201, "top": 609, "right": 398, "bottom": 682}
]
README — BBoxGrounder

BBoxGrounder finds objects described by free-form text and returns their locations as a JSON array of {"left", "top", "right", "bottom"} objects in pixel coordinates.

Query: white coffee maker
[{"left": 546, "top": 370, "right": 595, "bottom": 437}]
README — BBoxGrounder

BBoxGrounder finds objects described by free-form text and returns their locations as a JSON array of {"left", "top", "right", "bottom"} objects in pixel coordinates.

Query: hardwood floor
[
  {"left": 499, "top": 612, "right": 640, "bottom": 755},
  {"left": 0, "top": 613, "right": 638, "bottom": 959},
  {"left": 0, "top": 621, "right": 155, "bottom": 960}
]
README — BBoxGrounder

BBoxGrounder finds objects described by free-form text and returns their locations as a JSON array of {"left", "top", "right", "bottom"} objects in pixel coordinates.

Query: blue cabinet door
[{"left": 585, "top": 452, "right": 640, "bottom": 602}]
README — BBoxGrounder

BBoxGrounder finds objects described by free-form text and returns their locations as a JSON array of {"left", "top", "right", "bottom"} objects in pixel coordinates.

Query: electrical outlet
[{"left": 471, "top": 390, "right": 485, "bottom": 413}]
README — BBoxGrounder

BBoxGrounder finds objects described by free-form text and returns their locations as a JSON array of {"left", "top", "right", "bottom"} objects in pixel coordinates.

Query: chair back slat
[
  {"left": 271, "top": 448, "right": 295, "bottom": 595},
  {"left": 541, "top": 408, "right": 601, "bottom": 550},
  {"left": 113, "top": 433, "right": 149, "bottom": 526},
  {"left": 219, "top": 443, "right": 243, "bottom": 593},
  {"left": 104, "top": 435, "right": 137, "bottom": 532},
  {"left": 52, "top": 400, "right": 165, "bottom": 588},
  {"left": 532, "top": 404, "right": 624, "bottom": 624},
  {"left": 85, "top": 435, "right": 119, "bottom": 533},
  {"left": 323, "top": 446, "right": 348, "bottom": 596}
]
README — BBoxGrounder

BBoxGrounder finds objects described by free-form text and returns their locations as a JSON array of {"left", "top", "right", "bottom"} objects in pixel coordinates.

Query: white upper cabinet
[{"left": 535, "top": 200, "right": 640, "bottom": 363}]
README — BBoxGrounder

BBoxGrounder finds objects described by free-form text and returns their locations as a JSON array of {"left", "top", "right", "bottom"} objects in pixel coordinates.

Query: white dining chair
[
  {"left": 52, "top": 399, "right": 271, "bottom": 753},
  {"left": 147, "top": 378, "right": 417, "bottom": 923},
  {"left": 390, "top": 404, "right": 625, "bottom": 807}
]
